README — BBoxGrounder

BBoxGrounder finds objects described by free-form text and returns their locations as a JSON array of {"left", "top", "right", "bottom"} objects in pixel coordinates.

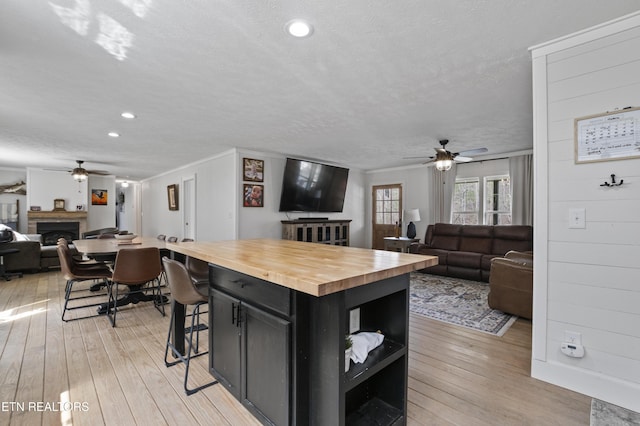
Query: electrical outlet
[
  {"left": 564, "top": 331, "right": 582, "bottom": 345},
  {"left": 349, "top": 308, "right": 360, "bottom": 334}
]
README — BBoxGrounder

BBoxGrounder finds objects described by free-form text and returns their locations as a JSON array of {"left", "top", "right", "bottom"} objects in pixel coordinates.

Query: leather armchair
[{"left": 487, "top": 251, "right": 533, "bottom": 319}]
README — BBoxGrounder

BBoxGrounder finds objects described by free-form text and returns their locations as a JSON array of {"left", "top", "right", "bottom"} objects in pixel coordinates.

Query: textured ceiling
[{"left": 1, "top": 1, "right": 639, "bottom": 180}]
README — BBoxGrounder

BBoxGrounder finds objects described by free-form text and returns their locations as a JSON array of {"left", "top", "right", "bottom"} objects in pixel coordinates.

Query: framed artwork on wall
[
  {"left": 91, "top": 189, "right": 108, "bottom": 205},
  {"left": 243, "top": 184, "right": 263, "bottom": 207},
  {"left": 243, "top": 158, "right": 264, "bottom": 182},
  {"left": 167, "top": 184, "right": 179, "bottom": 210}
]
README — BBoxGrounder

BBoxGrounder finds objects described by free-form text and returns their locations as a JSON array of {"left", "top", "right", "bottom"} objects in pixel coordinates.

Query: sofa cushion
[
  {"left": 447, "top": 251, "right": 482, "bottom": 268},
  {"left": 492, "top": 225, "right": 533, "bottom": 255},
  {"left": 430, "top": 223, "right": 462, "bottom": 251}
]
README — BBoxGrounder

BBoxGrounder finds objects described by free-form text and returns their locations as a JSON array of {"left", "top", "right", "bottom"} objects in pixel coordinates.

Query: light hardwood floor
[{"left": 0, "top": 271, "right": 591, "bottom": 425}]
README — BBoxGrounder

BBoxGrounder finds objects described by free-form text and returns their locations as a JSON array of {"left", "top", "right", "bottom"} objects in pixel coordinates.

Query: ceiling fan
[
  {"left": 407, "top": 139, "right": 488, "bottom": 171},
  {"left": 47, "top": 160, "right": 110, "bottom": 181}
]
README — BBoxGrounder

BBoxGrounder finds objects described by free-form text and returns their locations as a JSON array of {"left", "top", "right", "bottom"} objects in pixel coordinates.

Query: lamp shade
[{"left": 404, "top": 208, "right": 421, "bottom": 223}]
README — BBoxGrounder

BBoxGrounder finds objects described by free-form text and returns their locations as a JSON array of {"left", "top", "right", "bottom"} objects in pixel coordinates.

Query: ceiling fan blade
[
  {"left": 456, "top": 147, "right": 488, "bottom": 157},
  {"left": 87, "top": 170, "right": 110, "bottom": 175},
  {"left": 402, "top": 156, "right": 432, "bottom": 160},
  {"left": 434, "top": 148, "right": 448, "bottom": 154},
  {"left": 43, "top": 168, "right": 72, "bottom": 172},
  {"left": 454, "top": 156, "right": 473, "bottom": 162}
]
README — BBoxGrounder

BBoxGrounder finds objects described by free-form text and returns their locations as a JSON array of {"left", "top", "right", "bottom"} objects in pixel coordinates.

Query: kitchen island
[{"left": 167, "top": 239, "right": 437, "bottom": 426}]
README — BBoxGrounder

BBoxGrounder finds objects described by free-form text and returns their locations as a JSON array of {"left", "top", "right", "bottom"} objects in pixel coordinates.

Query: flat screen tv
[{"left": 278, "top": 158, "right": 349, "bottom": 212}]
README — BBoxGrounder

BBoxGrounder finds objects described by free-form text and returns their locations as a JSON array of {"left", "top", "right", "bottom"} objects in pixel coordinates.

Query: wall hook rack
[{"left": 600, "top": 174, "right": 623, "bottom": 187}]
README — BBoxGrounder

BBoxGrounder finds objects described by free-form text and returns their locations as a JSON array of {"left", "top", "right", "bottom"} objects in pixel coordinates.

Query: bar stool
[{"left": 162, "top": 257, "right": 216, "bottom": 395}]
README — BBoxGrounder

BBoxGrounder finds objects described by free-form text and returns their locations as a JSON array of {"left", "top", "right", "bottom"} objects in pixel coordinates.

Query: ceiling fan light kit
[
  {"left": 72, "top": 161, "right": 89, "bottom": 181},
  {"left": 406, "top": 139, "right": 488, "bottom": 171}
]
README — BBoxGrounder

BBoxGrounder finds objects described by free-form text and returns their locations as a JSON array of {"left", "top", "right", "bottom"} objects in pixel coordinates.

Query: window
[
  {"left": 484, "top": 175, "right": 511, "bottom": 225},
  {"left": 451, "top": 178, "right": 479, "bottom": 224},
  {"left": 451, "top": 175, "right": 511, "bottom": 225},
  {"left": 374, "top": 186, "right": 401, "bottom": 225}
]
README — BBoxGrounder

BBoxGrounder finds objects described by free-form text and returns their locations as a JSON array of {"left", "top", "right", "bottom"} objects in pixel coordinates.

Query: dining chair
[
  {"left": 162, "top": 257, "right": 217, "bottom": 395},
  {"left": 58, "top": 244, "right": 112, "bottom": 322},
  {"left": 107, "top": 247, "right": 165, "bottom": 327}
]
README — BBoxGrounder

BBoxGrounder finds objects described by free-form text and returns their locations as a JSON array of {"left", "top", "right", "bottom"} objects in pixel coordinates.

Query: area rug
[
  {"left": 409, "top": 272, "right": 517, "bottom": 336},
  {"left": 590, "top": 399, "right": 640, "bottom": 425}
]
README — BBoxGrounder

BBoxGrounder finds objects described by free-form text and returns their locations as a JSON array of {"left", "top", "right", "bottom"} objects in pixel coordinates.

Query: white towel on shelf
[{"left": 349, "top": 332, "right": 385, "bottom": 364}]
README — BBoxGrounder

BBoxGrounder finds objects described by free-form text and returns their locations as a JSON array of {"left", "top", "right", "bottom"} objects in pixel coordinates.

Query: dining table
[
  {"left": 72, "top": 236, "right": 168, "bottom": 257},
  {"left": 72, "top": 236, "right": 171, "bottom": 315}
]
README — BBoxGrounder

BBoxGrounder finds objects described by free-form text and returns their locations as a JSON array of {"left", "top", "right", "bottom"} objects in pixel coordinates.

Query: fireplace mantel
[{"left": 28, "top": 211, "right": 88, "bottom": 236}]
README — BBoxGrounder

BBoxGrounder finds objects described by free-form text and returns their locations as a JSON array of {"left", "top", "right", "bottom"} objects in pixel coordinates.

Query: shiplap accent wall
[{"left": 531, "top": 12, "right": 640, "bottom": 412}]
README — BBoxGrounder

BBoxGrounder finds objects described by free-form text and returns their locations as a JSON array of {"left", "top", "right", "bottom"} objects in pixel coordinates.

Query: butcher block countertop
[{"left": 166, "top": 238, "right": 438, "bottom": 297}]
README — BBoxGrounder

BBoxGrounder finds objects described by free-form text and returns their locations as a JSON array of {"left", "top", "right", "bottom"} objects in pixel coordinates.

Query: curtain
[
  {"left": 430, "top": 162, "right": 457, "bottom": 223},
  {"left": 509, "top": 154, "right": 533, "bottom": 225}
]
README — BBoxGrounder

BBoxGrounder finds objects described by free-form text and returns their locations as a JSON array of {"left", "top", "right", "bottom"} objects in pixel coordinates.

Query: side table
[{"left": 383, "top": 237, "right": 419, "bottom": 253}]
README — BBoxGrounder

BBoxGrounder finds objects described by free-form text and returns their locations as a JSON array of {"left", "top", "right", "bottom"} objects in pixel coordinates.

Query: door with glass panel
[{"left": 371, "top": 184, "right": 402, "bottom": 249}]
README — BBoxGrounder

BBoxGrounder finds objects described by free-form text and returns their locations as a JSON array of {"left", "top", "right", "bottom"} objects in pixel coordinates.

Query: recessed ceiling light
[
  {"left": 121, "top": 112, "right": 136, "bottom": 119},
  {"left": 285, "top": 20, "right": 313, "bottom": 38},
  {"left": 108, "top": 132, "right": 120, "bottom": 138}
]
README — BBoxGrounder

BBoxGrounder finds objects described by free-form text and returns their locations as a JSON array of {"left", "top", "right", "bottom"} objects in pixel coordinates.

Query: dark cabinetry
[
  {"left": 209, "top": 265, "right": 409, "bottom": 426},
  {"left": 210, "top": 267, "right": 292, "bottom": 426},
  {"left": 281, "top": 219, "right": 351, "bottom": 246}
]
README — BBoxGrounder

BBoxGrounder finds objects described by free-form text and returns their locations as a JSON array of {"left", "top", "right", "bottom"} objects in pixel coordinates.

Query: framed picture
[
  {"left": 243, "top": 184, "right": 263, "bottom": 207},
  {"left": 91, "top": 189, "right": 108, "bottom": 205},
  {"left": 167, "top": 184, "right": 179, "bottom": 210},
  {"left": 574, "top": 106, "right": 640, "bottom": 164},
  {"left": 243, "top": 158, "right": 264, "bottom": 182}
]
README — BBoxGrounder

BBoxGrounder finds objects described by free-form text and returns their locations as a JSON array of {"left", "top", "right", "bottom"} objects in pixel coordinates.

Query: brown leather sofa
[
  {"left": 488, "top": 251, "right": 533, "bottom": 319},
  {"left": 0, "top": 232, "right": 80, "bottom": 273},
  {"left": 0, "top": 239, "right": 42, "bottom": 273},
  {"left": 409, "top": 223, "right": 533, "bottom": 282}
]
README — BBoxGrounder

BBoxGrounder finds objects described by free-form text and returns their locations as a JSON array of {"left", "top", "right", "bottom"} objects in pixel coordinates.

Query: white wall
[
  {"left": 531, "top": 12, "right": 640, "bottom": 412},
  {"left": 25, "top": 168, "right": 116, "bottom": 232},
  {"left": 139, "top": 148, "right": 367, "bottom": 247},
  {"left": 140, "top": 150, "right": 237, "bottom": 241},
  {"left": 237, "top": 150, "right": 367, "bottom": 247},
  {"left": 27, "top": 168, "right": 88, "bottom": 212},
  {"left": 87, "top": 175, "right": 116, "bottom": 230},
  {"left": 366, "top": 165, "right": 432, "bottom": 248}
]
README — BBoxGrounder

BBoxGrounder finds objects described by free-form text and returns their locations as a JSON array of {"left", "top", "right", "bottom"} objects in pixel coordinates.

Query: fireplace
[{"left": 37, "top": 222, "right": 80, "bottom": 245}]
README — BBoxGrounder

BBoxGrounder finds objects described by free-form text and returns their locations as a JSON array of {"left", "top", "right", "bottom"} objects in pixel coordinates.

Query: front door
[{"left": 371, "top": 184, "right": 402, "bottom": 249}]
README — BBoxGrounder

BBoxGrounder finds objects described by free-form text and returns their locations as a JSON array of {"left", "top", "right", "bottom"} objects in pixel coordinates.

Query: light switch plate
[{"left": 568, "top": 208, "right": 586, "bottom": 229}]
